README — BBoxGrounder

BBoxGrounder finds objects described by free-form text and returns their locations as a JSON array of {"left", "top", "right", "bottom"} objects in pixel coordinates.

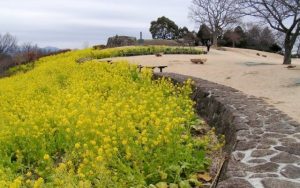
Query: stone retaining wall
[{"left": 155, "top": 73, "right": 300, "bottom": 188}]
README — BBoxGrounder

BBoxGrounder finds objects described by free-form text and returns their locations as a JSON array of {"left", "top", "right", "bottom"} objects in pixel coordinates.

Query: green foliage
[
  {"left": 178, "top": 27, "right": 190, "bottom": 39},
  {"left": 150, "top": 16, "right": 179, "bottom": 40},
  {"left": 269, "top": 43, "right": 282, "bottom": 53},
  {"left": 5, "top": 62, "right": 35, "bottom": 75},
  {"left": 89, "top": 46, "right": 203, "bottom": 59},
  {"left": 197, "top": 24, "right": 212, "bottom": 45}
]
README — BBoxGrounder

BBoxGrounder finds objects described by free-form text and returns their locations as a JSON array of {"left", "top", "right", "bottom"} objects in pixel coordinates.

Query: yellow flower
[
  {"left": 33, "top": 178, "right": 44, "bottom": 188},
  {"left": 96, "top": 156, "right": 103, "bottom": 162},
  {"left": 43, "top": 154, "right": 50, "bottom": 160},
  {"left": 26, "top": 171, "right": 32, "bottom": 177},
  {"left": 75, "top": 143, "right": 81, "bottom": 149},
  {"left": 90, "top": 140, "right": 96, "bottom": 145},
  {"left": 9, "top": 177, "right": 22, "bottom": 188},
  {"left": 79, "top": 173, "right": 85, "bottom": 178},
  {"left": 0, "top": 46, "right": 217, "bottom": 187},
  {"left": 25, "top": 179, "right": 31, "bottom": 184}
]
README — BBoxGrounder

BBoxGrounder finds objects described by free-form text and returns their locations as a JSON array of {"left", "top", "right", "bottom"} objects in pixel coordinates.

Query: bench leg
[
  {"left": 138, "top": 66, "right": 143, "bottom": 73},
  {"left": 159, "top": 67, "right": 163, "bottom": 72}
]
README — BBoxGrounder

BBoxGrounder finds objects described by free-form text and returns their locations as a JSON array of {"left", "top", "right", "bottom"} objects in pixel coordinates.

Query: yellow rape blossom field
[{"left": 0, "top": 47, "right": 220, "bottom": 188}]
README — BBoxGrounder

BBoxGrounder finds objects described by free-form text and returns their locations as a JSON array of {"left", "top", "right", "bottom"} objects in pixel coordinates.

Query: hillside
[{"left": 0, "top": 47, "right": 221, "bottom": 187}]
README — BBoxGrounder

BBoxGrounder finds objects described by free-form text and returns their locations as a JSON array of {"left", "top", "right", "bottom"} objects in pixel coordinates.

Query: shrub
[
  {"left": 269, "top": 43, "right": 282, "bottom": 53},
  {"left": 91, "top": 46, "right": 203, "bottom": 59}
]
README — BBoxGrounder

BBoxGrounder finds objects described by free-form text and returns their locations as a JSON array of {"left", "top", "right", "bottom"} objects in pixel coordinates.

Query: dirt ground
[{"left": 107, "top": 47, "right": 300, "bottom": 123}]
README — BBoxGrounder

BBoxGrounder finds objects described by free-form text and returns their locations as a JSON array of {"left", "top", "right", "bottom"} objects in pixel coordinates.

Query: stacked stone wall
[{"left": 155, "top": 73, "right": 300, "bottom": 188}]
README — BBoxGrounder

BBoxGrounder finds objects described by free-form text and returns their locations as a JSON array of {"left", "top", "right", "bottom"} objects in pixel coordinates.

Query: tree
[
  {"left": 239, "top": 0, "right": 300, "bottom": 64},
  {"left": 177, "top": 27, "right": 199, "bottom": 46},
  {"left": 189, "top": 0, "right": 240, "bottom": 46},
  {"left": 197, "top": 24, "right": 212, "bottom": 45},
  {"left": 244, "top": 24, "right": 276, "bottom": 51},
  {"left": 0, "top": 33, "right": 17, "bottom": 56},
  {"left": 224, "top": 30, "right": 241, "bottom": 47},
  {"left": 183, "top": 32, "right": 198, "bottom": 46},
  {"left": 260, "top": 27, "right": 275, "bottom": 50},
  {"left": 246, "top": 24, "right": 262, "bottom": 48},
  {"left": 20, "top": 43, "right": 39, "bottom": 63},
  {"left": 149, "top": 16, "right": 179, "bottom": 40},
  {"left": 222, "top": 24, "right": 276, "bottom": 50},
  {"left": 297, "top": 37, "right": 300, "bottom": 56},
  {"left": 178, "top": 27, "right": 190, "bottom": 39},
  {"left": 234, "top": 26, "right": 247, "bottom": 47}
]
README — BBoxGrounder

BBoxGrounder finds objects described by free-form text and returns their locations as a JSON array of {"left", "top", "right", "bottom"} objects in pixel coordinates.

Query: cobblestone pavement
[{"left": 157, "top": 73, "right": 300, "bottom": 188}]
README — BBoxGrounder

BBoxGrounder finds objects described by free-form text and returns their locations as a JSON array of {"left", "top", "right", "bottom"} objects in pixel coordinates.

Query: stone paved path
[{"left": 157, "top": 73, "right": 300, "bottom": 188}]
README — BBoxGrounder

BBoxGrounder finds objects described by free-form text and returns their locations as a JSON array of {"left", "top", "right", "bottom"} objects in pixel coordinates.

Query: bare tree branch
[
  {"left": 239, "top": 0, "right": 300, "bottom": 64},
  {"left": 189, "top": 0, "right": 241, "bottom": 46},
  {"left": 0, "top": 33, "right": 17, "bottom": 56}
]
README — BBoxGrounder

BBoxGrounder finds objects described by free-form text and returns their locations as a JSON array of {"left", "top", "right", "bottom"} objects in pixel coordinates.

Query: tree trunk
[
  {"left": 213, "top": 34, "right": 218, "bottom": 47},
  {"left": 283, "top": 35, "right": 292, "bottom": 65},
  {"left": 283, "top": 47, "right": 292, "bottom": 64},
  {"left": 297, "top": 39, "right": 300, "bottom": 56}
]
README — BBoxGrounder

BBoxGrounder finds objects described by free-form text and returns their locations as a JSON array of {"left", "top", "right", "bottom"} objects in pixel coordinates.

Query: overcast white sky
[{"left": 0, "top": 0, "right": 195, "bottom": 49}]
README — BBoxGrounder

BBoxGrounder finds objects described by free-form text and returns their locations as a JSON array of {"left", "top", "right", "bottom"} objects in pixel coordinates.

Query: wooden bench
[
  {"left": 106, "top": 60, "right": 113, "bottom": 64},
  {"left": 138, "top": 65, "right": 168, "bottom": 73},
  {"left": 286, "top": 65, "right": 296, "bottom": 69},
  {"left": 97, "top": 60, "right": 113, "bottom": 64},
  {"left": 191, "top": 58, "right": 207, "bottom": 64},
  {"left": 157, "top": 65, "right": 167, "bottom": 72},
  {"left": 155, "top": 53, "right": 163, "bottom": 57}
]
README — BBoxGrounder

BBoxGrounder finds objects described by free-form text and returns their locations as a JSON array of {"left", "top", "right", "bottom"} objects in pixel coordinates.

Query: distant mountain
[{"left": 42, "top": 46, "right": 60, "bottom": 52}]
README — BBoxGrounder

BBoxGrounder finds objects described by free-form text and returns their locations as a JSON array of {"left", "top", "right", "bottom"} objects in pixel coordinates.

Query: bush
[
  {"left": 0, "top": 55, "right": 14, "bottom": 75},
  {"left": 92, "top": 45, "right": 106, "bottom": 50},
  {"left": 269, "top": 43, "right": 282, "bottom": 53},
  {"left": 91, "top": 46, "right": 203, "bottom": 59}
]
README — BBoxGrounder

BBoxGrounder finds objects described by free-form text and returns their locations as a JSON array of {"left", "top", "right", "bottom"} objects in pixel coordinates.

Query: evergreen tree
[
  {"left": 150, "top": 16, "right": 179, "bottom": 40},
  {"left": 197, "top": 24, "right": 212, "bottom": 45}
]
